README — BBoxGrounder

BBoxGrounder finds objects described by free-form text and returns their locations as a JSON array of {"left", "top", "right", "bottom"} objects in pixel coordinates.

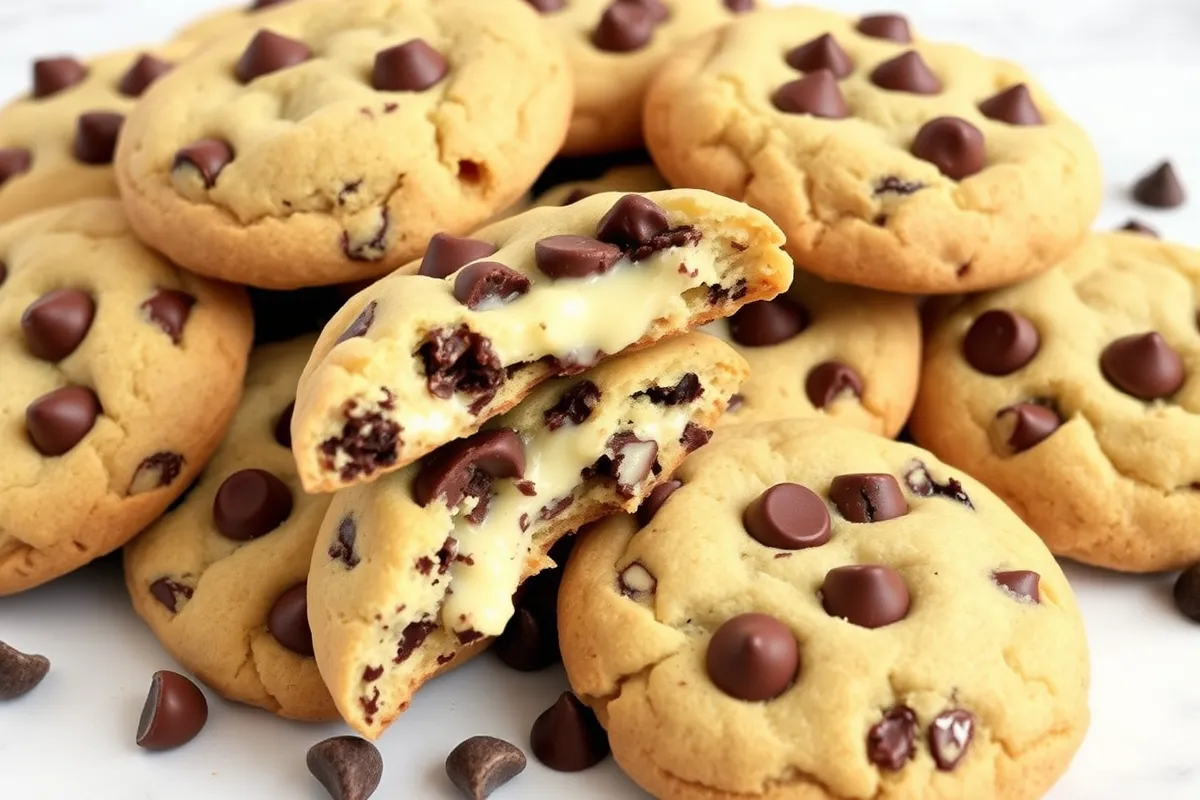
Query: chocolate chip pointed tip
[
  {"left": 911, "top": 117, "right": 985, "bottom": 180},
  {"left": 821, "top": 565, "right": 910, "bottom": 628},
  {"left": 373, "top": 39, "right": 448, "bottom": 92},
  {"left": 785, "top": 33, "right": 853, "bottom": 78},
  {"left": 1132, "top": 161, "right": 1186, "bottom": 209},
  {"left": 806, "top": 361, "right": 863, "bottom": 408},
  {"left": 772, "top": 70, "right": 849, "bottom": 119},
  {"left": 995, "top": 403, "right": 1060, "bottom": 453},
  {"left": 21, "top": 289, "right": 96, "bottom": 362},
  {"left": 141, "top": 289, "right": 196, "bottom": 344},
  {"left": 1100, "top": 331, "right": 1184, "bottom": 400},
  {"left": 118, "top": 53, "right": 173, "bottom": 97},
  {"left": 856, "top": 13, "right": 912, "bottom": 43},
  {"left": 993, "top": 570, "right": 1041, "bottom": 603},
  {"left": 136, "top": 671, "right": 208, "bottom": 751},
  {"left": 173, "top": 139, "right": 234, "bottom": 188},
  {"left": 978, "top": 84, "right": 1043, "bottom": 126},
  {"left": 32, "top": 56, "right": 88, "bottom": 98},
  {"left": 962, "top": 309, "right": 1039, "bottom": 376},
  {"left": 26, "top": 385, "right": 101, "bottom": 457},
  {"left": 446, "top": 735, "right": 527, "bottom": 799},
  {"left": 0, "top": 641, "right": 50, "bottom": 700},
  {"left": 530, "top": 693, "right": 610, "bottom": 772},
  {"left": 871, "top": 50, "right": 941, "bottom": 95},
  {"left": 592, "top": 2, "right": 656, "bottom": 53},
  {"left": 307, "top": 735, "right": 383, "bottom": 800},
  {"left": 595, "top": 195, "right": 669, "bottom": 249},
  {"left": 706, "top": 613, "right": 798, "bottom": 701},
  {"left": 235, "top": 29, "right": 311, "bottom": 84},
  {"left": 1119, "top": 219, "right": 1159, "bottom": 237}
]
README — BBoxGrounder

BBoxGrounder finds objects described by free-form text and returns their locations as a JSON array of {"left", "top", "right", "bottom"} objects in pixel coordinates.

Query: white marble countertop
[{"left": 1, "top": 1, "right": 1198, "bottom": 799}]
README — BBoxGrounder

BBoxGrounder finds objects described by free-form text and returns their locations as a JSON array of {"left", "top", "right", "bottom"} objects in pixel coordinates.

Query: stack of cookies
[{"left": 1, "top": 1, "right": 1193, "bottom": 799}]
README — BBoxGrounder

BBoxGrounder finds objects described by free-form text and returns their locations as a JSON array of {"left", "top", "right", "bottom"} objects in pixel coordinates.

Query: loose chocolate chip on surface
[
  {"left": 638, "top": 479, "right": 682, "bottom": 525},
  {"left": 419, "top": 326, "right": 504, "bottom": 401},
  {"left": 268, "top": 583, "right": 314, "bottom": 656},
  {"left": 592, "top": 2, "right": 656, "bottom": 53},
  {"left": 544, "top": 380, "right": 601, "bottom": 431},
  {"left": 373, "top": 39, "right": 448, "bottom": 92},
  {"left": 871, "top": 51, "right": 941, "bottom": 94},
  {"left": 535, "top": 235, "right": 623, "bottom": 279},
  {"left": 1119, "top": 219, "right": 1159, "bottom": 237},
  {"left": 32, "top": 57, "right": 87, "bottom": 98},
  {"left": 21, "top": 289, "right": 95, "bottom": 362},
  {"left": 235, "top": 30, "right": 311, "bottom": 84},
  {"left": 149, "top": 578, "right": 193, "bottom": 614},
  {"left": 1174, "top": 564, "right": 1200, "bottom": 623},
  {"left": 26, "top": 385, "right": 101, "bottom": 456},
  {"left": 772, "top": 70, "right": 849, "bottom": 119},
  {"left": 414, "top": 429, "right": 526, "bottom": 519},
  {"left": 993, "top": 570, "right": 1041, "bottom": 603},
  {"left": 743, "top": 483, "right": 832, "bottom": 550},
  {"left": 995, "top": 403, "right": 1060, "bottom": 453},
  {"left": 530, "top": 693, "right": 610, "bottom": 772},
  {"left": 73, "top": 111, "right": 124, "bottom": 165},
  {"left": 785, "top": 34, "right": 853, "bottom": 78},
  {"left": 978, "top": 84, "right": 1043, "bottom": 125},
  {"left": 856, "top": 13, "right": 912, "bottom": 43},
  {"left": 829, "top": 474, "right": 907, "bottom": 523},
  {"left": 118, "top": 53, "right": 173, "bottom": 97},
  {"left": 633, "top": 373, "right": 703, "bottom": 405},
  {"left": 1100, "top": 332, "right": 1184, "bottom": 400},
  {"left": 904, "top": 460, "right": 974, "bottom": 509},
  {"left": 595, "top": 194, "right": 669, "bottom": 249},
  {"left": 419, "top": 234, "right": 498, "bottom": 279},
  {"left": 962, "top": 310, "right": 1039, "bottom": 375},
  {"left": 806, "top": 361, "right": 863, "bottom": 408},
  {"left": 141, "top": 289, "right": 196, "bottom": 344},
  {"left": 274, "top": 401, "right": 295, "bottom": 448},
  {"left": 212, "top": 468, "right": 293, "bottom": 540},
  {"left": 929, "top": 709, "right": 975, "bottom": 770},
  {"left": 706, "top": 613, "right": 798, "bottom": 701},
  {"left": 447, "top": 736, "right": 527, "bottom": 800},
  {"left": 867, "top": 706, "right": 918, "bottom": 770},
  {"left": 821, "top": 565, "right": 910, "bottom": 628},
  {"left": 307, "top": 735, "right": 383, "bottom": 800},
  {"left": 173, "top": 139, "right": 234, "bottom": 188},
  {"left": 1132, "top": 161, "right": 1186, "bottom": 209},
  {"left": 454, "top": 262, "right": 530, "bottom": 310},
  {"left": 329, "top": 515, "right": 361, "bottom": 568},
  {"left": 136, "top": 671, "right": 208, "bottom": 751},
  {"left": 728, "top": 296, "right": 809, "bottom": 347},
  {"left": 0, "top": 148, "right": 32, "bottom": 186},
  {"left": 0, "top": 641, "right": 50, "bottom": 700},
  {"left": 911, "top": 117, "right": 985, "bottom": 180}
]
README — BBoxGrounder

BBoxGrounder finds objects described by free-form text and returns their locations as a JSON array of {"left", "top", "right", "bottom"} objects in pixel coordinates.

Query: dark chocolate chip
[
  {"left": 627, "top": 224, "right": 702, "bottom": 261},
  {"left": 414, "top": 429, "right": 526, "bottom": 518},
  {"left": 130, "top": 452, "right": 185, "bottom": 494},
  {"left": 329, "top": 515, "right": 360, "bottom": 568},
  {"left": 446, "top": 736, "right": 527, "bottom": 800},
  {"left": 586, "top": 432, "right": 658, "bottom": 497},
  {"left": 0, "top": 148, "right": 32, "bottom": 187},
  {"left": 962, "top": 310, "right": 1039, "bottom": 375},
  {"left": 911, "top": 117, "right": 985, "bottom": 180},
  {"left": 632, "top": 373, "right": 703, "bottom": 406},
  {"left": 595, "top": 194, "right": 670, "bottom": 249},
  {"left": 928, "top": 709, "right": 975, "bottom": 770},
  {"left": 173, "top": 139, "right": 234, "bottom": 188},
  {"left": 867, "top": 706, "right": 918, "bottom": 770},
  {"left": 0, "top": 641, "right": 50, "bottom": 700},
  {"left": 268, "top": 583, "right": 313, "bottom": 656},
  {"left": 454, "top": 261, "right": 531, "bottom": 310},
  {"left": 544, "top": 380, "right": 601, "bottom": 431},
  {"left": 32, "top": 57, "right": 87, "bottom": 99},
  {"left": 235, "top": 30, "right": 311, "bottom": 84},
  {"left": 419, "top": 234, "right": 498, "bottom": 279},
  {"left": 21, "top": 289, "right": 95, "bottom": 362},
  {"left": 73, "top": 111, "right": 124, "bottom": 165},
  {"left": 728, "top": 296, "right": 809, "bottom": 347},
  {"left": 785, "top": 34, "right": 853, "bottom": 78},
  {"left": 530, "top": 692, "right": 610, "bottom": 772},
  {"left": 561, "top": 188, "right": 591, "bottom": 205},
  {"left": 625, "top": 0, "right": 670, "bottom": 22},
  {"left": 418, "top": 325, "right": 504, "bottom": 401},
  {"left": 1100, "top": 332, "right": 1184, "bottom": 400},
  {"left": 136, "top": 671, "right": 208, "bottom": 751},
  {"left": 395, "top": 619, "right": 437, "bottom": 663},
  {"left": 904, "top": 460, "right": 974, "bottom": 509},
  {"left": 26, "top": 385, "right": 101, "bottom": 457},
  {"left": 828, "top": 474, "right": 907, "bottom": 523},
  {"left": 1119, "top": 219, "right": 1159, "bottom": 237},
  {"left": 708, "top": 279, "right": 749, "bottom": 306},
  {"left": 1173, "top": 564, "right": 1200, "bottom": 623},
  {"left": 250, "top": 0, "right": 293, "bottom": 8},
  {"left": 372, "top": 39, "right": 448, "bottom": 92},
  {"left": 638, "top": 479, "right": 682, "bottom": 526},
  {"left": 871, "top": 51, "right": 940, "bottom": 94},
  {"left": 856, "top": 13, "right": 912, "bottom": 43},
  {"left": 874, "top": 175, "right": 924, "bottom": 195},
  {"left": 336, "top": 300, "right": 377, "bottom": 345},
  {"left": 995, "top": 403, "right": 1060, "bottom": 453},
  {"left": 592, "top": 2, "right": 656, "bottom": 53},
  {"left": 534, "top": 235, "right": 623, "bottom": 279},
  {"left": 494, "top": 608, "right": 556, "bottom": 672},
  {"left": 743, "top": 483, "right": 832, "bottom": 550},
  {"left": 149, "top": 578, "right": 193, "bottom": 614},
  {"left": 307, "top": 735, "right": 383, "bottom": 800},
  {"left": 319, "top": 390, "right": 402, "bottom": 483},
  {"left": 978, "top": 84, "right": 1043, "bottom": 126},
  {"left": 141, "top": 289, "right": 196, "bottom": 344},
  {"left": 706, "top": 613, "right": 798, "bottom": 701},
  {"left": 118, "top": 53, "right": 173, "bottom": 97},
  {"left": 726, "top": 393, "right": 744, "bottom": 412},
  {"left": 1132, "top": 161, "right": 1186, "bottom": 209},
  {"left": 992, "top": 570, "right": 1041, "bottom": 603},
  {"left": 212, "top": 468, "right": 293, "bottom": 540},
  {"left": 680, "top": 421, "right": 712, "bottom": 452},
  {"left": 724, "top": 0, "right": 756, "bottom": 10},
  {"left": 806, "top": 361, "right": 863, "bottom": 408},
  {"left": 772, "top": 70, "right": 849, "bottom": 119},
  {"left": 821, "top": 565, "right": 910, "bottom": 628},
  {"left": 525, "top": 0, "right": 566, "bottom": 11},
  {"left": 274, "top": 401, "right": 295, "bottom": 448}
]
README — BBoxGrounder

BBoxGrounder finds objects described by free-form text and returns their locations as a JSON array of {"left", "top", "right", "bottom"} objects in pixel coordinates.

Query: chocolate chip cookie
[
  {"left": 124, "top": 337, "right": 337, "bottom": 721},
  {"left": 912, "top": 231, "right": 1200, "bottom": 572},
  {"left": 643, "top": 6, "right": 1102, "bottom": 293},
  {"left": 116, "top": 0, "right": 573, "bottom": 289},
  {"left": 0, "top": 199, "right": 253, "bottom": 595},
  {"left": 291, "top": 189, "right": 791, "bottom": 493},
  {"left": 559, "top": 420, "right": 1089, "bottom": 800},
  {"left": 309, "top": 332, "right": 747, "bottom": 739}
]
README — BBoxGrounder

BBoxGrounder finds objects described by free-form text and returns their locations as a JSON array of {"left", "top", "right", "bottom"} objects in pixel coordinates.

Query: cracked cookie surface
[
  {"left": 643, "top": 6, "right": 1101, "bottom": 294},
  {"left": 117, "top": 0, "right": 573, "bottom": 289},
  {"left": 0, "top": 199, "right": 252, "bottom": 595},
  {"left": 913, "top": 231, "right": 1200, "bottom": 572},
  {"left": 124, "top": 337, "right": 337, "bottom": 722},
  {"left": 559, "top": 420, "right": 1089, "bottom": 800},
  {"left": 309, "top": 332, "right": 746, "bottom": 738}
]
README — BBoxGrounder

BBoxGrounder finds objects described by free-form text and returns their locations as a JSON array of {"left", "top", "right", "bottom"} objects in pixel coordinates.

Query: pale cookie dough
[
  {"left": 643, "top": 6, "right": 1102, "bottom": 294},
  {"left": 560, "top": 420, "right": 1089, "bottom": 800},
  {"left": 0, "top": 200, "right": 253, "bottom": 595},
  {"left": 0, "top": 45, "right": 188, "bottom": 223},
  {"left": 125, "top": 337, "right": 337, "bottom": 722},
  {"left": 309, "top": 332, "right": 747, "bottom": 739},
  {"left": 116, "top": 0, "right": 574, "bottom": 289},
  {"left": 172, "top": 0, "right": 311, "bottom": 47},
  {"left": 292, "top": 188, "right": 791, "bottom": 493},
  {"left": 912, "top": 231, "right": 1200, "bottom": 572}
]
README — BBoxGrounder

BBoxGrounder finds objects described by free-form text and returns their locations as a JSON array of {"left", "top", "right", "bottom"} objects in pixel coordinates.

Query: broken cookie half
[
  {"left": 291, "top": 189, "right": 790, "bottom": 493},
  {"left": 307, "top": 332, "right": 748, "bottom": 739}
]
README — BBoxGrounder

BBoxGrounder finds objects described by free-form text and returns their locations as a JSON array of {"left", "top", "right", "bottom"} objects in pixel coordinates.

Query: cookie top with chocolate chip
[
  {"left": 124, "top": 337, "right": 338, "bottom": 722},
  {"left": 643, "top": 5, "right": 1101, "bottom": 294},
  {"left": 291, "top": 188, "right": 791, "bottom": 494},
  {"left": 116, "top": 0, "right": 573, "bottom": 289},
  {"left": 913, "top": 232, "right": 1200, "bottom": 572},
  {"left": 558, "top": 420, "right": 1089, "bottom": 800},
  {"left": 308, "top": 332, "right": 747, "bottom": 739},
  {"left": 0, "top": 199, "right": 253, "bottom": 595}
]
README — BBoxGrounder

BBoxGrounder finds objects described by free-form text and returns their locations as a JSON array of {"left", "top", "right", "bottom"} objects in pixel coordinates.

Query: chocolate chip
[
  {"left": 805, "top": 361, "right": 863, "bottom": 408},
  {"left": 904, "top": 460, "right": 974, "bottom": 509},
  {"left": 446, "top": 736, "right": 527, "bottom": 800},
  {"left": 307, "top": 735, "right": 383, "bottom": 800},
  {"left": 21, "top": 289, "right": 95, "bottom": 362},
  {"left": 419, "top": 234, "right": 498, "bottom": 279},
  {"left": 724, "top": 0, "right": 755, "bottom": 10},
  {"left": 136, "top": 671, "right": 208, "bottom": 751},
  {"left": 0, "top": 641, "right": 50, "bottom": 700},
  {"left": 235, "top": 30, "right": 311, "bottom": 83},
  {"left": 978, "top": 84, "right": 1042, "bottom": 126},
  {"left": 212, "top": 468, "right": 293, "bottom": 540},
  {"left": 267, "top": 583, "right": 313, "bottom": 656},
  {"left": 328, "top": 515, "right": 361, "bottom": 569},
  {"left": 250, "top": 0, "right": 292, "bottom": 8},
  {"left": 1173, "top": 564, "right": 1200, "bottom": 623},
  {"left": 633, "top": 373, "right": 703, "bottom": 405},
  {"left": 706, "top": 613, "right": 798, "bottom": 701},
  {"left": 871, "top": 51, "right": 940, "bottom": 94},
  {"left": 595, "top": 195, "right": 669, "bottom": 249},
  {"left": 173, "top": 139, "right": 234, "bottom": 188},
  {"left": 743, "top": 483, "right": 832, "bottom": 550},
  {"left": 821, "top": 565, "right": 910, "bottom": 628},
  {"left": 627, "top": 224, "right": 702, "bottom": 262},
  {"left": 995, "top": 403, "right": 1060, "bottom": 453},
  {"left": 118, "top": 53, "right": 173, "bottom": 97},
  {"left": 454, "top": 262, "right": 530, "bottom": 310},
  {"left": 320, "top": 391, "right": 402, "bottom": 483},
  {"left": 274, "top": 401, "right": 295, "bottom": 448},
  {"left": 874, "top": 175, "right": 924, "bottom": 195},
  {"left": 530, "top": 692, "right": 610, "bottom": 772},
  {"left": 928, "top": 709, "right": 975, "bottom": 770},
  {"left": 993, "top": 570, "right": 1041, "bottom": 603},
  {"left": 1119, "top": 219, "right": 1159, "bottom": 237},
  {"left": 494, "top": 608, "right": 554, "bottom": 671},
  {"left": 728, "top": 296, "right": 809, "bottom": 347},
  {"left": 772, "top": 70, "right": 849, "bottom": 119},
  {"left": 592, "top": 2, "right": 655, "bottom": 53},
  {"left": 856, "top": 13, "right": 912, "bottom": 43},
  {"left": 1132, "top": 161, "right": 1186, "bottom": 209},
  {"left": 32, "top": 57, "right": 87, "bottom": 98},
  {"left": 418, "top": 326, "right": 504, "bottom": 401},
  {"left": 586, "top": 432, "right": 659, "bottom": 498},
  {"left": 785, "top": 34, "right": 853, "bottom": 78},
  {"left": 561, "top": 188, "right": 591, "bottom": 205},
  {"left": 336, "top": 300, "right": 377, "bottom": 345},
  {"left": 911, "top": 116, "right": 985, "bottom": 180},
  {"left": 26, "top": 385, "right": 101, "bottom": 457},
  {"left": 618, "top": 561, "right": 657, "bottom": 598},
  {"left": 638, "top": 479, "right": 681, "bottom": 525},
  {"left": 626, "top": 0, "right": 670, "bottom": 22},
  {"left": 372, "top": 39, "right": 448, "bottom": 92},
  {"left": 708, "top": 279, "right": 749, "bottom": 306},
  {"left": 525, "top": 0, "right": 566, "bottom": 11},
  {"left": 0, "top": 148, "right": 32, "bottom": 187},
  {"left": 149, "top": 578, "right": 193, "bottom": 614},
  {"left": 828, "top": 474, "right": 907, "bottom": 523},
  {"left": 141, "top": 289, "right": 196, "bottom": 344},
  {"left": 867, "top": 706, "right": 917, "bottom": 770},
  {"left": 680, "top": 421, "right": 712, "bottom": 452},
  {"left": 129, "top": 452, "right": 185, "bottom": 494},
  {"left": 414, "top": 429, "right": 526, "bottom": 520},
  {"left": 535, "top": 235, "right": 622, "bottom": 280},
  {"left": 962, "top": 310, "right": 1039, "bottom": 375},
  {"left": 73, "top": 112, "right": 124, "bottom": 165},
  {"left": 544, "top": 380, "right": 601, "bottom": 430},
  {"left": 1101, "top": 332, "right": 1184, "bottom": 400},
  {"left": 0, "top": 262, "right": 7, "bottom": 285},
  {"left": 395, "top": 619, "right": 437, "bottom": 663}
]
